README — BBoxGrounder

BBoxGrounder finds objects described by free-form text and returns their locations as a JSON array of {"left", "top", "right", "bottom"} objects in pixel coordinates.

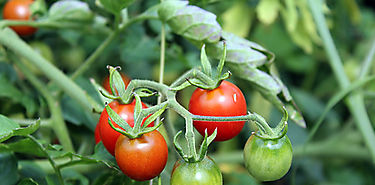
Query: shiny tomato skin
[
  {"left": 115, "top": 130, "right": 168, "bottom": 181},
  {"left": 94, "top": 123, "right": 101, "bottom": 144},
  {"left": 98, "top": 101, "right": 153, "bottom": 156},
  {"left": 189, "top": 81, "right": 247, "bottom": 141},
  {"left": 243, "top": 134, "right": 293, "bottom": 182},
  {"left": 170, "top": 156, "right": 222, "bottom": 185},
  {"left": 102, "top": 73, "right": 131, "bottom": 94},
  {"left": 2, "top": 0, "right": 37, "bottom": 36}
]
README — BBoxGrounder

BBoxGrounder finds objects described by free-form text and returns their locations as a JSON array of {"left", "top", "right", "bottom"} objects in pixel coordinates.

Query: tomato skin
[
  {"left": 115, "top": 130, "right": 168, "bottom": 181},
  {"left": 94, "top": 123, "right": 101, "bottom": 144},
  {"left": 98, "top": 101, "right": 153, "bottom": 156},
  {"left": 170, "top": 156, "right": 222, "bottom": 185},
  {"left": 102, "top": 73, "right": 131, "bottom": 94},
  {"left": 189, "top": 81, "right": 247, "bottom": 141},
  {"left": 243, "top": 134, "right": 293, "bottom": 182},
  {"left": 2, "top": 0, "right": 37, "bottom": 36}
]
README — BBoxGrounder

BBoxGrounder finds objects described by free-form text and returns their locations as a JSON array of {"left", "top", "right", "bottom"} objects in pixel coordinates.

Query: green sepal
[
  {"left": 105, "top": 103, "right": 132, "bottom": 133},
  {"left": 200, "top": 45, "right": 212, "bottom": 77},
  {"left": 134, "top": 88, "right": 156, "bottom": 98},
  {"left": 108, "top": 66, "right": 126, "bottom": 97},
  {"left": 137, "top": 119, "right": 164, "bottom": 136},
  {"left": 216, "top": 41, "right": 227, "bottom": 77},
  {"left": 89, "top": 78, "right": 113, "bottom": 108},
  {"left": 173, "top": 131, "right": 187, "bottom": 162},
  {"left": 142, "top": 104, "right": 168, "bottom": 129},
  {"left": 198, "top": 128, "right": 217, "bottom": 161},
  {"left": 133, "top": 94, "right": 143, "bottom": 129}
]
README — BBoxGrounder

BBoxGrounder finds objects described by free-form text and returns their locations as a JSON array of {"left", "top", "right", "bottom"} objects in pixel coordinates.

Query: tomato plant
[
  {"left": 102, "top": 72, "right": 131, "bottom": 94},
  {"left": 189, "top": 80, "right": 247, "bottom": 141},
  {"left": 2, "top": 0, "right": 37, "bottom": 36},
  {"left": 98, "top": 101, "right": 153, "bottom": 156},
  {"left": 170, "top": 156, "right": 222, "bottom": 185},
  {"left": 115, "top": 130, "right": 168, "bottom": 181},
  {"left": 243, "top": 134, "right": 293, "bottom": 182}
]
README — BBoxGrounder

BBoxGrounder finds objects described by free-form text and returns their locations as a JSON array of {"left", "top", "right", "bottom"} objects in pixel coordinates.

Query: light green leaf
[
  {"left": 48, "top": 0, "right": 94, "bottom": 23},
  {"left": 0, "top": 115, "right": 40, "bottom": 143},
  {"left": 97, "top": 0, "right": 135, "bottom": 15},
  {"left": 256, "top": 0, "right": 280, "bottom": 25}
]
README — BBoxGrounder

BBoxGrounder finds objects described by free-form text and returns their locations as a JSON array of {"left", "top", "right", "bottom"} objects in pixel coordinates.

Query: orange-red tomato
[
  {"left": 2, "top": 0, "right": 37, "bottom": 36},
  {"left": 98, "top": 101, "right": 153, "bottom": 156},
  {"left": 115, "top": 130, "right": 168, "bottom": 181},
  {"left": 102, "top": 73, "right": 131, "bottom": 94},
  {"left": 189, "top": 81, "right": 247, "bottom": 141},
  {"left": 94, "top": 123, "right": 101, "bottom": 144}
]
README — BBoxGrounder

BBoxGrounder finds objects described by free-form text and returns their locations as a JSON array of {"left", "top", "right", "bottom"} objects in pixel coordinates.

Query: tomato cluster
[{"left": 2, "top": 0, "right": 37, "bottom": 36}]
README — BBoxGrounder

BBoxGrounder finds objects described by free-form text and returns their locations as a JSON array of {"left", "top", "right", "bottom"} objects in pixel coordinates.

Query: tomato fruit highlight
[
  {"left": 2, "top": 0, "right": 37, "bottom": 36},
  {"left": 189, "top": 80, "right": 247, "bottom": 141},
  {"left": 243, "top": 134, "right": 293, "bottom": 181},
  {"left": 115, "top": 130, "right": 168, "bottom": 181},
  {"left": 170, "top": 156, "right": 222, "bottom": 185},
  {"left": 98, "top": 101, "right": 153, "bottom": 156}
]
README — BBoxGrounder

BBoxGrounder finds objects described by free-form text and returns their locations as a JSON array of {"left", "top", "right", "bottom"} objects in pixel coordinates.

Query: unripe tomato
[
  {"left": 102, "top": 72, "right": 131, "bottom": 94},
  {"left": 115, "top": 130, "right": 168, "bottom": 181},
  {"left": 98, "top": 101, "right": 154, "bottom": 156},
  {"left": 243, "top": 134, "right": 293, "bottom": 181},
  {"left": 2, "top": 0, "right": 37, "bottom": 36},
  {"left": 170, "top": 156, "right": 222, "bottom": 185},
  {"left": 189, "top": 80, "right": 247, "bottom": 141}
]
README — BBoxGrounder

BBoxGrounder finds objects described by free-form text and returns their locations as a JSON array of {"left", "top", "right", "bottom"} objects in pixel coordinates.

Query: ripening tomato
[
  {"left": 243, "top": 134, "right": 293, "bottom": 181},
  {"left": 170, "top": 156, "right": 222, "bottom": 185},
  {"left": 94, "top": 123, "right": 101, "bottom": 144},
  {"left": 115, "top": 130, "right": 168, "bottom": 181},
  {"left": 189, "top": 80, "right": 247, "bottom": 141},
  {"left": 98, "top": 101, "right": 153, "bottom": 156},
  {"left": 102, "top": 73, "right": 131, "bottom": 94},
  {"left": 2, "top": 0, "right": 37, "bottom": 36}
]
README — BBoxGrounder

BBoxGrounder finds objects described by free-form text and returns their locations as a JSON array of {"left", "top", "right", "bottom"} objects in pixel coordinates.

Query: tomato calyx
[
  {"left": 174, "top": 128, "right": 217, "bottom": 163},
  {"left": 104, "top": 94, "right": 167, "bottom": 139},
  {"left": 253, "top": 106, "right": 289, "bottom": 140}
]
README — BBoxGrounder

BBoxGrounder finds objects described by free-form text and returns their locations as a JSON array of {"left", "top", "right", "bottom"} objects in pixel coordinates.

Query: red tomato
[
  {"left": 94, "top": 123, "right": 101, "bottom": 144},
  {"left": 2, "top": 0, "right": 37, "bottom": 36},
  {"left": 102, "top": 73, "right": 131, "bottom": 94},
  {"left": 98, "top": 101, "right": 154, "bottom": 156},
  {"left": 115, "top": 130, "right": 168, "bottom": 181},
  {"left": 189, "top": 80, "right": 247, "bottom": 141}
]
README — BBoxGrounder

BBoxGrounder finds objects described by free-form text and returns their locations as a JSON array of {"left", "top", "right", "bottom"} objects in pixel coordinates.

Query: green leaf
[
  {"left": 0, "top": 115, "right": 40, "bottom": 143},
  {"left": 256, "top": 0, "right": 280, "bottom": 25},
  {"left": 0, "top": 151, "right": 19, "bottom": 185},
  {"left": 5, "top": 138, "right": 46, "bottom": 157},
  {"left": 17, "top": 178, "right": 39, "bottom": 185},
  {"left": 0, "top": 75, "right": 37, "bottom": 116},
  {"left": 158, "top": 1, "right": 221, "bottom": 43},
  {"left": 222, "top": 0, "right": 253, "bottom": 37},
  {"left": 97, "top": 0, "right": 135, "bottom": 15},
  {"left": 48, "top": 0, "right": 94, "bottom": 23}
]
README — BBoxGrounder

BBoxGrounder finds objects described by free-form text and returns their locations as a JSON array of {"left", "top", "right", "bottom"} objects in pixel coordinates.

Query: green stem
[
  {"left": 307, "top": 0, "right": 375, "bottom": 162},
  {"left": 0, "top": 20, "right": 82, "bottom": 29},
  {"left": 11, "top": 54, "right": 74, "bottom": 152},
  {"left": 27, "top": 135, "right": 65, "bottom": 185},
  {"left": 358, "top": 37, "right": 375, "bottom": 79}
]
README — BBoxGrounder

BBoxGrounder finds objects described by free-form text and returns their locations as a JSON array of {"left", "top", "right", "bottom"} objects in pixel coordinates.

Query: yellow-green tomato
[
  {"left": 243, "top": 134, "right": 292, "bottom": 182},
  {"left": 171, "top": 156, "right": 222, "bottom": 185}
]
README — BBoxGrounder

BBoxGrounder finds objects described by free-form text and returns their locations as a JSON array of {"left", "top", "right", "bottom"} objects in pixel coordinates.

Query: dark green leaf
[
  {"left": 0, "top": 115, "right": 40, "bottom": 143},
  {"left": 6, "top": 138, "right": 45, "bottom": 157},
  {"left": 48, "top": 0, "right": 94, "bottom": 23},
  {"left": 17, "top": 178, "right": 39, "bottom": 185},
  {"left": 0, "top": 151, "right": 19, "bottom": 185},
  {"left": 158, "top": 1, "right": 221, "bottom": 43}
]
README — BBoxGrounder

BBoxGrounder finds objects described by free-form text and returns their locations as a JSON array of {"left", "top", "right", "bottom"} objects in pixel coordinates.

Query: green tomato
[
  {"left": 59, "top": 46, "right": 85, "bottom": 71},
  {"left": 243, "top": 134, "right": 292, "bottom": 182},
  {"left": 171, "top": 156, "right": 222, "bottom": 185}
]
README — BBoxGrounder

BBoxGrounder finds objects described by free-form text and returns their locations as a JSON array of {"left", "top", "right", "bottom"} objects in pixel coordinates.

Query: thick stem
[{"left": 12, "top": 54, "right": 74, "bottom": 152}]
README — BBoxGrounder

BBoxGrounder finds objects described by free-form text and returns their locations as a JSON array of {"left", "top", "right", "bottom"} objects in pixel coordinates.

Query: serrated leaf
[
  {"left": 48, "top": 0, "right": 94, "bottom": 22},
  {"left": 158, "top": 1, "right": 221, "bottom": 43},
  {"left": 0, "top": 116, "right": 40, "bottom": 143},
  {"left": 222, "top": 0, "right": 252, "bottom": 37},
  {"left": 256, "top": 0, "right": 280, "bottom": 25}
]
